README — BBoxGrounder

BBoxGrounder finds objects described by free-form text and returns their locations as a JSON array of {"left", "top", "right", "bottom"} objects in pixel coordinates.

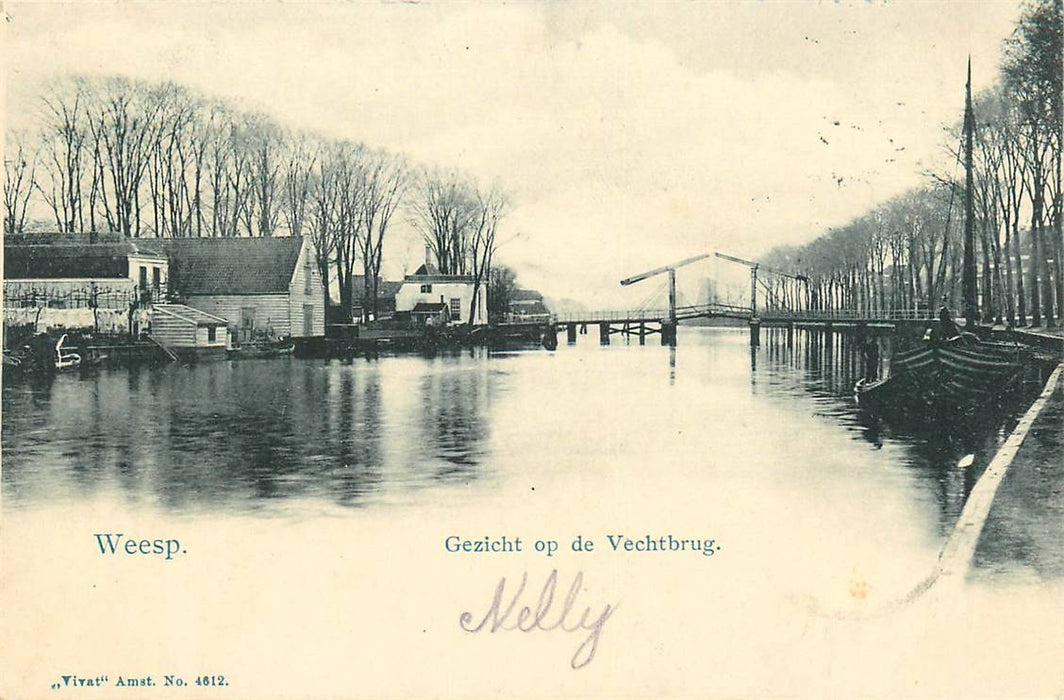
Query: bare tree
[
  {"left": 9, "top": 72, "right": 523, "bottom": 324},
  {"left": 1003, "top": 0, "right": 1061, "bottom": 326},
  {"left": 87, "top": 77, "right": 168, "bottom": 237},
  {"left": 409, "top": 168, "right": 477, "bottom": 275},
  {"left": 305, "top": 141, "right": 368, "bottom": 318},
  {"left": 146, "top": 83, "right": 198, "bottom": 237},
  {"left": 248, "top": 114, "right": 283, "bottom": 237},
  {"left": 466, "top": 182, "right": 510, "bottom": 326},
  {"left": 229, "top": 117, "right": 257, "bottom": 237},
  {"left": 306, "top": 147, "right": 339, "bottom": 313},
  {"left": 35, "top": 79, "right": 88, "bottom": 233},
  {"left": 327, "top": 142, "right": 366, "bottom": 317},
  {"left": 281, "top": 132, "right": 318, "bottom": 238},
  {"left": 4, "top": 130, "right": 37, "bottom": 236},
  {"left": 358, "top": 150, "right": 408, "bottom": 320},
  {"left": 204, "top": 104, "right": 234, "bottom": 237}
]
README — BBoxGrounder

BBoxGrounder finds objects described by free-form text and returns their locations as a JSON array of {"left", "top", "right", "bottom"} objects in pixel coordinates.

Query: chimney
[{"left": 425, "top": 244, "right": 433, "bottom": 268}]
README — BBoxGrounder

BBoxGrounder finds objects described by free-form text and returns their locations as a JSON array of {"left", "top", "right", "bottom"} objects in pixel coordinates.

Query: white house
[
  {"left": 3, "top": 238, "right": 167, "bottom": 335},
  {"left": 394, "top": 249, "right": 487, "bottom": 326},
  {"left": 3, "top": 239, "right": 169, "bottom": 309}
]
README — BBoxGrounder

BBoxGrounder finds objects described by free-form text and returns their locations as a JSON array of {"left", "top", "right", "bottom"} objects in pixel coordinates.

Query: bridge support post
[
  {"left": 661, "top": 322, "right": 677, "bottom": 346},
  {"left": 566, "top": 323, "right": 577, "bottom": 344},
  {"left": 638, "top": 323, "right": 646, "bottom": 345},
  {"left": 580, "top": 323, "right": 587, "bottom": 335},
  {"left": 786, "top": 322, "right": 794, "bottom": 348},
  {"left": 599, "top": 322, "right": 610, "bottom": 345},
  {"left": 542, "top": 326, "right": 558, "bottom": 350},
  {"left": 749, "top": 319, "right": 761, "bottom": 347}
]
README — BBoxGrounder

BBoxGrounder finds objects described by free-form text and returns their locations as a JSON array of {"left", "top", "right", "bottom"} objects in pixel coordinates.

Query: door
[
  {"left": 240, "top": 306, "right": 256, "bottom": 343},
  {"left": 303, "top": 304, "right": 314, "bottom": 336}
]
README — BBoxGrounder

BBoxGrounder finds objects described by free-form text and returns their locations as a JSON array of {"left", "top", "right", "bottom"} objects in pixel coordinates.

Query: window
[
  {"left": 304, "top": 259, "right": 314, "bottom": 294},
  {"left": 207, "top": 326, "right": 217, "bottom": 343},
  {"left": 153, "top": 267, "right": 161, "bottom": 290},
  {"left": 450, "top": 298, "right": 462, "bottom": 320},
  {"left": 139, "top": 266, "right": 148, "bottom": 290},
  {"left": 420, "top": 284, "right": 433, "bottom": 293}
]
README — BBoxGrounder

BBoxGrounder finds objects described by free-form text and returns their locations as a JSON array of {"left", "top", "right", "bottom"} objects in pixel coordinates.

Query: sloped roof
[
  {"left": 411, "top": 302, "right": 448, "bottom": 314},
  {"left": 3, "top": 243, "right": 157, "bottom": 279},
  {"left": 511, "top": 288, "right": 544, "bottom": 302},
  {"left": 413, "top": 261, "right": 441, "bottom": 275},
  {"left": 378, "top": 280, "right": 403, "bottom": 298},
  {"left": 510, "top": 300, "right": 551, "bottom": 316},
  {"left": 153, "top": 303, "right": 228, "bottom": 327},
  {"left": 167, "top": 237, "right": 305, "bottom": 296},
  {"left": 351, "top": 275, "right": 403, "bottom": 300},
  {"left": 4, "top": 233, "right": 165, "bottom": 254},
  {"left": 402, "top": 273, "right": 475, "bottom": 283}
]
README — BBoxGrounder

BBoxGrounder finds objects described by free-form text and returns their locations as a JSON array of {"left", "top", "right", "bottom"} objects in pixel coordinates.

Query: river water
[
  {"left": 1, "top": 327, "right": 1025, "bottom": 529},
  {"left": 2, "top": 327, "right": 1056, "bottom": 698}
]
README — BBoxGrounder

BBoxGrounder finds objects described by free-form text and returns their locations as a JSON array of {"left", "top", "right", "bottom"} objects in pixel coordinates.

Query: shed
[
  {"left": 150, "top": 304, "right": 229, "bottom": 357},
  {"left": 410, "top": 302, "right": 451, "bottom": 327}
]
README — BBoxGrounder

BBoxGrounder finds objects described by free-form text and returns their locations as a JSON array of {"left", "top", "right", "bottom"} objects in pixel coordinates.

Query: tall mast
[{"left": 962, "top": 56, "right": 978, "bottom": 328}]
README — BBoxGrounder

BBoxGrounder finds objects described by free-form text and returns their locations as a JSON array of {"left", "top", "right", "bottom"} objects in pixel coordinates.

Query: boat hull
[{"left": 855, "top": 339, "right": 1031, "bottom": 415}]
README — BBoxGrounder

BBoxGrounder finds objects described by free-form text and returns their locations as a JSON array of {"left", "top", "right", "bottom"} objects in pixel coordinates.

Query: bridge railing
[
  {"left": 676, "top": 302, "right": 752, "bottom": 318},
  {"left": 555, "top": 302, "right": 755, "bottom": 324},
  {"left": 553, "top": 305, "right": 942, "bottom": 325},
  {"left": 759, "top": 308, "right": 940, "bottom": 322},
  {"left": 554, "top": 309, "right": 670, "bottom": 323}
]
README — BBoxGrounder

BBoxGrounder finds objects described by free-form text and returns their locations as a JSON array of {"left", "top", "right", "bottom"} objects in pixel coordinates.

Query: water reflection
[
  {"left": 2, "top": 353, "right": 494, "bottom": 512},
  {"left": 1, "top": 328, "right": 1035, "bottom": 538},
  {"left": 749, "top": 326, "right": 1034, "bottom": 535},
  {"left": 418, "top": 352, "right": 490, "bottom": 480}
]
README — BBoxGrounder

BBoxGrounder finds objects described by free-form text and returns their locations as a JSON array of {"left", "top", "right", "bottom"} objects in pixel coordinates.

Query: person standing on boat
[{"left": 931, "top": 306, "right": 961, "bottom": 344}]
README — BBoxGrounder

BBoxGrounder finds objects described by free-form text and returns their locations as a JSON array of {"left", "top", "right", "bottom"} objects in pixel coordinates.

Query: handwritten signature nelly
[{"left": 459, "top": 569, "right": 618, "bottom": 669}]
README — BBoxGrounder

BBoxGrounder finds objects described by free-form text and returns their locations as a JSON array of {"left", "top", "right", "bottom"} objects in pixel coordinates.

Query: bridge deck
[{"left": 553, "top": 304, "right": 939, "bottom": 326}]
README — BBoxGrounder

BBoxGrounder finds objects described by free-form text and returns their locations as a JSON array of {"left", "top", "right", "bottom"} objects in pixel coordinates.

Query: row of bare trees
[
  {"left": 762, "top": 0, "right": 1062, "bottom": 328},
  {"left": 3, "top": 76, "right": 511, "bottom": 324},
  {"left": 408, "top": 170, "right": 510, "bottom": 323}
]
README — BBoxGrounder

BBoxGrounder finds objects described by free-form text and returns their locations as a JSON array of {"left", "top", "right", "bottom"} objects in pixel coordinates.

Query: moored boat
[
  {"left": 854, "top": 60, "right": 1038, "bottom": 418},
  {"left": 855, "top": 329, "right": 1032, "bottom": 415}
]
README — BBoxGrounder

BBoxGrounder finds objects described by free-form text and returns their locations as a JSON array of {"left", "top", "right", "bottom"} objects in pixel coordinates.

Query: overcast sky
[{"left": 3, "top": 1, "right": 1021, "bottom": 307}]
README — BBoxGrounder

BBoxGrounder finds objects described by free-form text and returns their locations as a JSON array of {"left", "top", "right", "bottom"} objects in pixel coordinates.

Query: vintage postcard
[{"left": 2, "top": 1, "right": 1063, "bottom": 698}]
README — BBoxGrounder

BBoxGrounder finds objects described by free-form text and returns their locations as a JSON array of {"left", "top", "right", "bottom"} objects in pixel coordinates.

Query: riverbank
[
  {"left": 992, "top": 324, "right": 1064, "bottom": 354},
  {"left": 309, "top": 322, "right": 547, "bottom": 358},
  {"left": 970, "top": 361, "right": 1064, "bottom": 583}
]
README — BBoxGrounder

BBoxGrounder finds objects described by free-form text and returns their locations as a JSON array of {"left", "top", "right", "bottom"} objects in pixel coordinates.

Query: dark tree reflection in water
[
  {"left": 418, "top": 354, "right": 490, "bottom": 482},
  {"left": 751, "top": 326, "right": 1039, "bottom": 537},
  {"left": 1, "top": 329, "right": 1039, "bottom": 541}
]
